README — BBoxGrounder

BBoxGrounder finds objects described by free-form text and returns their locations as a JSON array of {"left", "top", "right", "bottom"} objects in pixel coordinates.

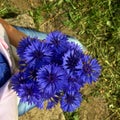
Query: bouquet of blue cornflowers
[{"left": 11, "top": 31, "right": 101, "bottom": 112}]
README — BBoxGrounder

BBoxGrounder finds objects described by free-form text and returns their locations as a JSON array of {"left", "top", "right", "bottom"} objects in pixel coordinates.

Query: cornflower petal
[
  {"left": 34, "top": 98, "right": 44, "bottom": 109},
  {"left": 46, "top": 95, "right": 59, "bottom": 109},
  {"left": 24, "top": 66, "right": 38, "bottom": 81},
  {"left": 17, "top": 36, "right": 31, "bottom": 59},
  {"left": 37, "top": 64, "right": 67, "bottom": 98},
  {"left": 46, "top": 31, "right": 69, "bottom": 54},
  {"left": 68, "top": 42, "right": 84, "bottom": 58},
  {"left": 11, "top": 72, "right": 27, "bottom": 90},
  {"left": 18, "top": 81, "right": 41, "bottom": 104},
  {"left": 64, "top": 73, "right": 83, "bottom": 92},
  {"left": 63, "top": 49, "right": 83, "bottom": 73},
  {"left": 11, "top": 71, "right": 41, "bottom": 104},
  {"left": 23, "top": 39, "right": 52, "bottom": 68},
  {"left": 80, "top": 55, "right": 101, "bottom": 84},
  {"left": 51, "top": 53, "right": 63, "bottom": 65},
  {"left": 60, "top": 91, "right": 82, "bottom": 112}
]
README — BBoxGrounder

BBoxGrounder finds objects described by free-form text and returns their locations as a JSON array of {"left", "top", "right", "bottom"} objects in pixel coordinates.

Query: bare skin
[{"left": 0, "top": 18, "right": 26, "bottom": 47}]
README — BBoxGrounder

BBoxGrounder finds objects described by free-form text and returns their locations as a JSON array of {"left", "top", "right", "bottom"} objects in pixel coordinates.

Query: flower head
[
  {"left": 51, "top": 53, "right": 63, "bottom": 65},
  {"left": 18, "top": 81, "right": 41, "bottom": 104},
  {"left": 17, "top": 37, "right": 31, "bottom": 59},
  {"left": 11, "top": 71, "right": 41, "bottom": 104},
  {"left": 46, "top": 31, "right": 69, "bottom": 54},
  {"left": 46, "top": 94, "right": 60, "bottom": 109},
  {"left": 23, "top": 39, "right": 52, "bottom": 68},
  {"left": 63, "top": 49, "right": 83, "bottom": 73},
  {"left": 11, "top": 72, "right": 27, "bottom": 90},
  {"left": 37, "top": 64, "right": 67, "bottom": 98},
  {"left": 64, "top": 73, "right": 83, "bottom": 92},
  {"left": 79, "top": 55, "right": 101, "bottom": 84},
  {"left": 34, "top": 98, "right": 44, "bottom": 109},
  {"left": 68, "top": 42, "right": 84, "bottom": 58},
  {"left": 24, "top": 66, "right": 38, "bottom": 81},
  {"left": 60, "top": 91, "right": 82, "bottom": 112}
]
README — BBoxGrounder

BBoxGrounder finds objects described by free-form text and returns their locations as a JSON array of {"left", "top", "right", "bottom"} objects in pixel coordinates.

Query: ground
[{"left": 0, "top": 0, "right": 119, "bottom": 120}]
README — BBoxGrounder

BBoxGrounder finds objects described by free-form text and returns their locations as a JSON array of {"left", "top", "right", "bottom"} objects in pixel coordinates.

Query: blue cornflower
[
  {"left": 63, "top": 49, "right": 83, "bottom": 73},
  {"left": 23, "top": 39, "right": 52, "bottom": 68},
  {"left": 37, "top": 64, "right": 67, "bottom": 98},
  {"left": 11, "top": 71, "right": 41, "bottom": 104},
  {"left": 17, "top": 37, "right": 32, "bottom": 59},
  {"left": 24, "top": 66, "right": 38, "bottom": 81},
  {"left": 34, "top": 97, "right": 44, "bottom": 109},
  {"left": 79, "top": 55, "right": 101, "bottom": 84},
  {"left": 68, "top": 42, "right": 84, "bottom": 58},
  {"left": 60, "top": 91, "right": 82, "bottom": 112},
  {"left": 46, "top": 31, "right": 69, "bottom": 54},
  {"left": 68, "top": 42, "right": 81, "bottom": 51},
  {"left": 18, "top": 81, "right": 41, "bottom": 104},
  {"left": 46, "top": 95, "right": 60, "bottom": 109},
  {"left": 51, "top": 53, "right": 63, "bottom": 65},
  {"left": 64, "top": 73, "right": 83, "bottom": 92},
  {"left": 11, "top": 72, "right": 27, "bottom": 90}
]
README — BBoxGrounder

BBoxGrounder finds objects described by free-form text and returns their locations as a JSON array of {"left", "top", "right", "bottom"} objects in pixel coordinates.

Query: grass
[{"left": 0, "top": 0, "right": 120, "bottom": 119}]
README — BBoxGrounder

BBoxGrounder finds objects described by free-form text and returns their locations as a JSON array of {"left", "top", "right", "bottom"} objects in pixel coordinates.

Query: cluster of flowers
[{"left": 11, "top": 31, "right": 101, "bottom": 112}]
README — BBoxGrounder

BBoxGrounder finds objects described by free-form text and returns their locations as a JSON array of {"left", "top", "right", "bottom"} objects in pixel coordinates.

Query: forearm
[{"left": 0, "top": 18, "right": 26, "bottom": 47}]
